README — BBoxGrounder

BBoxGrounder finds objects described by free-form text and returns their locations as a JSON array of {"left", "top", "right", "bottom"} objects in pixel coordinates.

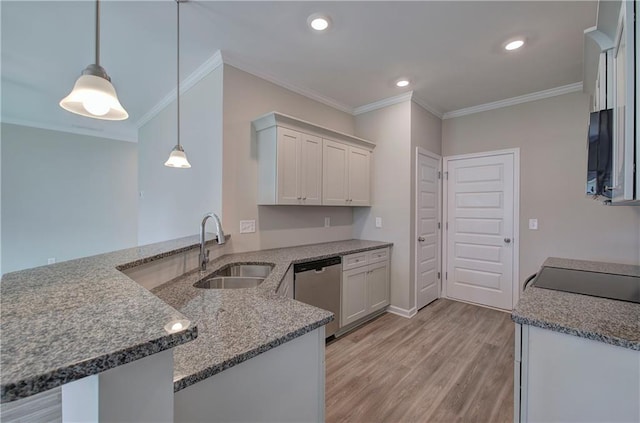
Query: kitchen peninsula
[{"left": 1, "top": 234, "right": 391, "bottom": 422}]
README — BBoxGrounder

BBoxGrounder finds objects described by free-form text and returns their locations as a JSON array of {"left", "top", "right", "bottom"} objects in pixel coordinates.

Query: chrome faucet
[{"left": 199, "top": 212, "right": 225, "bottom": 271}]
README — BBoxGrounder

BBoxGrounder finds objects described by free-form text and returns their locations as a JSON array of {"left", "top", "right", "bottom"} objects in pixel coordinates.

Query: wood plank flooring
[{"left": 325, "top": 299, "right": 515, "bottom": 423}]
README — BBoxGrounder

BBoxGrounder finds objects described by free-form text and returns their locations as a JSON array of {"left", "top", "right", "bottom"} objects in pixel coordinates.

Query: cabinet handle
[
  {"left": 297, "top": 197, "right": 302, "bottom": 200},
  {"left": 302, "top": 197, "right": 307, "bottom": 200}
]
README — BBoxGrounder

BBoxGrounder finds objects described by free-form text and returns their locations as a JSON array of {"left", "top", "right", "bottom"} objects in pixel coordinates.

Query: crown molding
[
  {"left": 442, "top": 82, "right": 584, "bottom": 120},
  {"left": 0, "top": 117, "right": 138, "bottom": 143},
  {"left": 411, "top": 95, "right": 444, "bottom": 119},
  {"left": 135, "top": 50, "right": 224, "bottom": 129},
  {"left": 220, "top": 51, "right": 354, "bottom": 115},
  {"left": 353, "top": 91, "right": 414, "bottom": 115}
]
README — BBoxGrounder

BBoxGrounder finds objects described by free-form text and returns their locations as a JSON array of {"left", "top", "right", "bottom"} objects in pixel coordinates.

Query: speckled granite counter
[
  {"left": 151, "top": 239, "right": 393, "bottom": 392},
  {"left": 512, "top": 257, "right": 640, "bottom": 351},
  {"left": 0, "top": 234, "right": 228, "bottom": 403}
]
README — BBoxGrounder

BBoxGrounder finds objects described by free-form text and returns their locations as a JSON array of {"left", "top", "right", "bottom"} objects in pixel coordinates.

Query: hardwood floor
[{"left": 325, "top": 299, "right": 515, "bottom": 423}]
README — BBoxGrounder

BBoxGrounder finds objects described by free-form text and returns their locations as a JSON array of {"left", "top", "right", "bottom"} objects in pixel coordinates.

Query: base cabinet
[
  {"left": 341, "top": 248, "right": 390, "bottom": 327},
  {"left": 515, "top": 324, "right": 640, "bottom": 423}
]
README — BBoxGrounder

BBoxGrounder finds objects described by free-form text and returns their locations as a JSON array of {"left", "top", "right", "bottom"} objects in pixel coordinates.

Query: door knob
[
  {"left": 504, "top": 238, "right": 512, "bottom": 243},
  {"left": 418, "top": 236, "right": 425, "bottom": 242}
]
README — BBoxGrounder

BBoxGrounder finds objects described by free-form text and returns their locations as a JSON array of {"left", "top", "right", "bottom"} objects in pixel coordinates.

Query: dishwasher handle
[{"left": 294, "top": 256, "right": 342, "bottom": 273}]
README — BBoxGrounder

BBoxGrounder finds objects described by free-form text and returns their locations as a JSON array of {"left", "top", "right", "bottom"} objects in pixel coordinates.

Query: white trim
[
  {"left": 414, "top": 147, "right": 442, "bottom": 312},
  {"left": 386, "top": 305, "right": 417, "bottom": 319},
  {"left": 411, "top": 95, "right": 444, "bottom": 119},
  {"left": 0, "top": 117, "right": 138, "bottom": 143},
  {"left": 442, "top": 82, "right": 583, "bottom": 119},
  {"left": 221, "top": 51, "right": 354, "bottom": 115},
  {"left": 136, "top": 50, "right": 224, "bottom": 129},
  {"left": 441, "top": 148, "right": 521, "bottom": 311},
  {"left": 353, "top": 92, "right": 413, "bottom": 115}
]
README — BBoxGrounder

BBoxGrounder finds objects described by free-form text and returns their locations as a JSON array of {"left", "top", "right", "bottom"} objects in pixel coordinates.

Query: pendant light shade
[
  {"left": 164, "top": 144, "right": 191, "bottom": 168},
  {"left": 165, "top": 0, "right": 191, "bottom": 169},
  {"left": 60, "top": 0, "right": 128, "bottom": 121}
]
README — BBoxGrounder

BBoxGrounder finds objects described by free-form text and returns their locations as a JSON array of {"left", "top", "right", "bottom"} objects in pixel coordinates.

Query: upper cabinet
[
  {"left": 584, "top": 0, "right": 639, "bottom": 205},
  {"left": 254, "top": 112, "right": 375, "bottom": 206}
]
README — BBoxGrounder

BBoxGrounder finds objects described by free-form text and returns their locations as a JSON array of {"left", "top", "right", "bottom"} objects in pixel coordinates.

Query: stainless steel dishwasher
[{"left": 294, "top": 256, "right": 341, "bottom": 338}]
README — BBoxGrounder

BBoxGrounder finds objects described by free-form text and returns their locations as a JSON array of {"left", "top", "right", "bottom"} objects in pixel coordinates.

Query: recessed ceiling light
[
  {"left": 308, "top": 14, "right": 331, "bottom": 31},
  {"left": 505, "top": 39, "right": 525, "bottom": 51},
  {"left": 396, "top": 79, "right": 410, "bottom": 88}
]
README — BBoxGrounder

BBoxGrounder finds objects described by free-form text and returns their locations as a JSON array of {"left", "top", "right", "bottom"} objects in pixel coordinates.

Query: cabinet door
[
  {"left": 323, "top": 139, "right": 349, "bottom": 206},
  {"left": 342, "top": 267, "right": 369, "bottom": 326},
  {"left": 277, "top": 128, "right": 301, "bottom": 204},
  {"left": 348, "top": 147, "right": 371, "bottom": 206},
  {"left": 301, "top": 133, "right": 323, "bottom": 205},
  {"left": 367, "top": 261, "right": 389, "bottom": 312}
]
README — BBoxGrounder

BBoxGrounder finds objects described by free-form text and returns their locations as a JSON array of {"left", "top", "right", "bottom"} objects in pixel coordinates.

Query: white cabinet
[
  {"left": 341, "top": 248, "right": 390, "bottom": 327},
  {"left": 256, "top": 127, "right": 322, "bottom": 205},
  {"left": 323, "top": 140, "right": 371, "bottom": 206},
  {"left": 254, "top": 112, "right": 375, "bottom": 207}
]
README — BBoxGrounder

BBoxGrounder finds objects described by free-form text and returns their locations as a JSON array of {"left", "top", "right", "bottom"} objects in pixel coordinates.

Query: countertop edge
[
  {"left": 0, "top": 326, "right": 198, "bottom": 403},
  {"left": 510, "top": 313, "right": 640, "bottom": 351},
  {"left": 172, "top": 315, "right": 333, "bottom": 392}
]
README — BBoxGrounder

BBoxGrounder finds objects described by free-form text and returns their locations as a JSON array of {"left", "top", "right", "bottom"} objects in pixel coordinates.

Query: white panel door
[
  {"left": 300, "top": 133, "right": 322, "bottom": 205},
  {"left": 276, "top": 128, "right": 301, "bottom": 204},
  {"left": 322, "top": 139, "right": 349, "bottom": 206},
  {"left": 445, "top": 153, "right": 515, "bottom": 310},
  {"left": 348, "top": 147, "right": 371, "bottom": 206},
  {"left": 416, "top": 151, "right": 440, "bottom": 310}
]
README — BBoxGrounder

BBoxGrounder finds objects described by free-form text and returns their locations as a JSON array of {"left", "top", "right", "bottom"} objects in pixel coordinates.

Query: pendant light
[
  {"left": 165, "top": 0, "right": 191, "bottom": 168},
  {"left": 60, "top": 0, "right": 128, "bottom": 120}
]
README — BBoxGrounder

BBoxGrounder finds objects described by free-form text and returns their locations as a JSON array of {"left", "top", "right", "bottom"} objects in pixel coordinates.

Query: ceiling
[{"left": 1, "top": 1, "right": 597, "bottom": 141}]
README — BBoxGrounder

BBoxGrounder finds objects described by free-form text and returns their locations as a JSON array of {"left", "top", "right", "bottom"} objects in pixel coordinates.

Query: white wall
[
  {"left": 222, "top": 65, "right": 356, "bottom": 253},
  {"left": 442, "top": 92, "right": 640, "bottom": 288},
  {"left": 354, "top": 101, "right": 413, "bottom": 311},
  {"left": 1, "top": 123, "right": 138, "bottom": 274},
  {"left": 138, "top": 66, "right": 223, "bottom": 245}
]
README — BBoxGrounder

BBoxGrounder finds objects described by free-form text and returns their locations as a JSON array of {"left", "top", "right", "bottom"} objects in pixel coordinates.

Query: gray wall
[
  {"left": 442, "top": 92, "right": 640, "bottom": 288},
  {"left": 1, "top": 123, "right": 138, "bottom": 273},
  {"left": 222, "top": 65, "right": 356, "bottom": 253},
  {"left": 138, "top": 66, "right": 223, "bottom": 245},
  {"left": 354, "top": 101, "right": 413, "bottom": 311}
]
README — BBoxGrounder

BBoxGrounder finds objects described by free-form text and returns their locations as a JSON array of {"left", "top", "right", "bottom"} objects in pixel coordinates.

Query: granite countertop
[
  {"left": 151, "top": 239, "right": 393, "bottom": 392},
  {"left": 512, "top": 257, "right": 640, "bottom": 351},
  {"left": 0, "top": 234, "right": 229, "bottom": 403}
]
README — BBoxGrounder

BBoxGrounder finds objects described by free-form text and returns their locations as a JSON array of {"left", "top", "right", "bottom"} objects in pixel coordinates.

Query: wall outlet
[
  {"left": 375, "top": 217, "right": 382, "bottom": 228},
  {"left": 139, "top": 191, "right": 145, "bottom": 199},
  {"left": 239, "top": 220, "right": 256, "bottom": 233},
  {"left": 47, "top": 258, "right": 56, "bottom": 264},
  {"left": 529, "top": 219, "right": 538, "bottom": 230},
  {"left": 324, "top": 217, "right": 330, "bottom": 227}
]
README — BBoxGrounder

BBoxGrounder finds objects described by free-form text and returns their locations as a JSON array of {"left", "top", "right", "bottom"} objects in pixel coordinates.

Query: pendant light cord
[
  {"left": 95, "top": 0, "right": 100, "bottom": 66},
  {"left": 176, "top": 0, "right": 181, "bottom": 148}
]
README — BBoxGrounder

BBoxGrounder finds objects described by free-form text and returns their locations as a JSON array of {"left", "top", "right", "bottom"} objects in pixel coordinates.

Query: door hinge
[
  {"left": 437, "top": 271, "right": 441, "bottom": 279},
  {"left": 445, "top": 272, "right": 448, "bottom": 280},
  {"left": 438, "top": 171, "right": 442, "bottom": 179},
  {"left": 444, "top": 171, "right": 449, "bottom": 180},
  {"left": 446, "top": 222, "right": 449, "bottom": 230},
  {"left": 438, "top": 222, "right": 441, "bottom": 230}
]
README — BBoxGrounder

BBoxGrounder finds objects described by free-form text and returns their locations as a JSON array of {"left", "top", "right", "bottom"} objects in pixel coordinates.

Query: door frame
[
  {"left": 442, "top": 148, "right": 521, "bottom": 310},
  {"left": 414, "top": 147, "right": 442, "bottom": 311}
]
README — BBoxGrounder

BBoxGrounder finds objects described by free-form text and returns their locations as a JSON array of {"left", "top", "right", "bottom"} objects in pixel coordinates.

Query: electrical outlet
[
  {"left": 529, "top": 219, "right": 538, "bottom": 230},
  {"left": 139, "top": 191, "right": 145, "bottom": 199},
  {"left": 47, "top": 258, "right": 56, "bottom": 264},
  {"left": 375, "top": 217, "right": 382, "bottom": 228},
  {"left": 324, "top": 217, "right": 330, "bottom": 227},
  {"left": 240, "top": 220, "right": 256, "bottom": 233}
]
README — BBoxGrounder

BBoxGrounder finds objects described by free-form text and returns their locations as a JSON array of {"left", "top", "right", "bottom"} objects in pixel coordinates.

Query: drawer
[
  {"left": 367, "top": 248, "right": 389, "bottom": 264},
  {"left": 342, "top": 252, "right": 368, "bottom": 270}
]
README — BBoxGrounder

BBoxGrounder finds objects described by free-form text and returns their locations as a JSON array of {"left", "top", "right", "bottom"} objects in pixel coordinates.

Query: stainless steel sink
[
  {"left": 194, "top": 276, "right": 265, "bottom": 289},
  {"left": 193, "top": 263, "right": 274, "bottom": 289}
]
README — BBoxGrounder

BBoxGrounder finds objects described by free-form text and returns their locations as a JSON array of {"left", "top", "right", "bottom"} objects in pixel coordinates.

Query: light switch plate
[
  {"left": 529, "top": 219, "right": 538, "bottom": 230},
  {"left": 375, "top": 217, "right": 382, "bottom": 228},
  {"left": 240, "top": 220, "right": 256, "bottom": 233}
]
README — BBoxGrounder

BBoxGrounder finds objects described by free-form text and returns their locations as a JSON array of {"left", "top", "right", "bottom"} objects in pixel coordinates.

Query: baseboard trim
[{"left": 386, "top": 305, "right": 417, "bottom": 319}]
